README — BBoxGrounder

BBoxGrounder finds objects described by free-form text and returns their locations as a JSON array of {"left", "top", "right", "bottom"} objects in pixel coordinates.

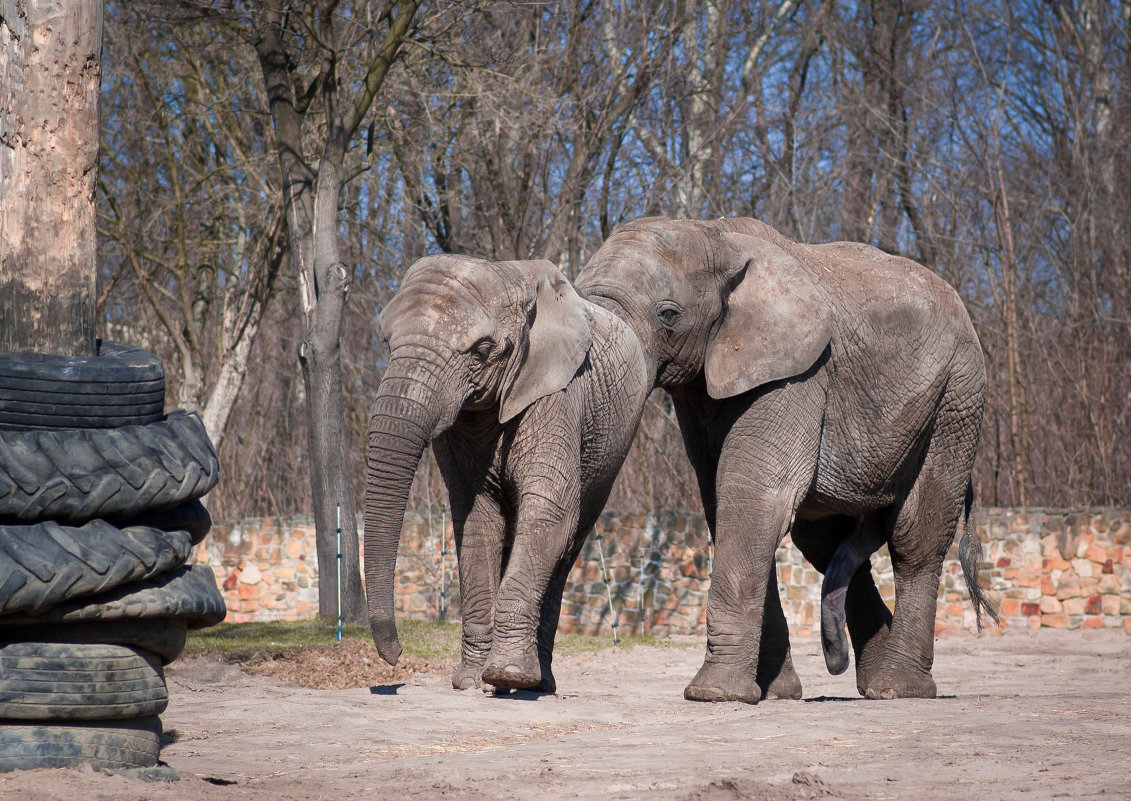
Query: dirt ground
[{"left": 1, "top": 629, "right": 1128, "bottom": 801}]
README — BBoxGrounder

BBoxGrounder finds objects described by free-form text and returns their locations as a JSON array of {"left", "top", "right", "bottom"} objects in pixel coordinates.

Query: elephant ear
[
  {"left": 499, "top": 262, "right": 593, "bottom": 423},
  {"left": 704, "top": 234, "right": 833, "bottom": 400}
]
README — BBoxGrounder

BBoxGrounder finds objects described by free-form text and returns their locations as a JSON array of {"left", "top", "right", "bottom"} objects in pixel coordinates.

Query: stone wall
[{"left": 196, "top": 508, "right": 1131, "bottom": 635}]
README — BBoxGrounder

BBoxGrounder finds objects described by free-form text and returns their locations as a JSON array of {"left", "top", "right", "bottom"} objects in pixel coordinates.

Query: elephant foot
[
  {"left": 452, "top": 661, "right": 486, "bottom": 691},
  {"left": 860, "top": 667, "right": 937, "bottom": 700},
  {"left": 684, "top": 660, "right": 761, "bottom": 704},
  {"left": 760, "top": 659, "right": 803, "bottom": 701},
  {"left": 481, "top": 642, "right": 544, "bottom": 691},
  {"left": 854, "top": 653, "right": 887, "bottom": 698}
]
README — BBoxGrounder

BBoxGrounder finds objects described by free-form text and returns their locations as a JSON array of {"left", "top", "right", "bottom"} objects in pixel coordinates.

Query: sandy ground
[{"left": 1, "top": 629, "right": 1129, "bottom": 800}]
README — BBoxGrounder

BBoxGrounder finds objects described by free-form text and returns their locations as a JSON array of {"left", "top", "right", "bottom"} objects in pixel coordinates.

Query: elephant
[
  {"left": 575, "top": 216, "right": 997, "bottom": 704},
  {"left": 364, "top": 254, "right": 650, "bottom": 693}
]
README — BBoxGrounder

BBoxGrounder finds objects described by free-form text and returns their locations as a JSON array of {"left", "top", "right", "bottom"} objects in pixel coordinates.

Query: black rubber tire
[
  {"left": 0, "top": 411, "right": 219, "bottom": 524},
  {"left": 0, "top": 619, "right": 188, "bottom": 664},
  {"left": 0, "top": 565, "right": 227, "bottom": 629},
  {"left": 0, "top": 520, "right": 195, "bottom": 615},
  {"left": 0, "top": 716, "right": 161, "bottom": 771},
  {"left": 111, "top": 498, "right": 212, "bottom": 544},
  {"left": 0, "top": 341, "right": 164, "bottom": 430},
  {"left": 0, "top": 642, "right": 167, "bottom": 721}
]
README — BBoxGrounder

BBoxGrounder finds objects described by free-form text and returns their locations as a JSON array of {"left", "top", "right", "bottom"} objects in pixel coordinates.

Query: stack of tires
[{"left": 0, "top": 341, "right": 226, "bottom": 772}]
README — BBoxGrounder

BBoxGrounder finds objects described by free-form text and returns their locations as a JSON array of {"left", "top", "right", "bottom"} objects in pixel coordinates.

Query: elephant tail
[{"left": 958, "top": 482, "right": 1000, "bottom": 630}]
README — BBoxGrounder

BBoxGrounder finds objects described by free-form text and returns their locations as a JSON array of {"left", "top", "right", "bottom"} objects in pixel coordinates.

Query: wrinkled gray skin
[
  {"left": 576, "top": 217, "right": 995, "bottom": 704},
  {"left": 365, "top": 255, "right": 649, "bottom": 693}
]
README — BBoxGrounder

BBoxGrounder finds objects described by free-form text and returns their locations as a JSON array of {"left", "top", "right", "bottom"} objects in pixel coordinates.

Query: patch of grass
[
  {"left": 186, "top": 619, "right": 685, "bottom": 664},
  {"left": 185, "top": 619, "right": 370, "bottom": 659},
  {"left": 185, "top": 618, "right": 463, "bottom": 662}
]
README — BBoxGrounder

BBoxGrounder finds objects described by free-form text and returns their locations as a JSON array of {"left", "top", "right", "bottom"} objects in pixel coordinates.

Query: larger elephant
[
  {"left": 364, "top": 255, "right": 650, "bottom": 692},
  {"left": 576, "top": 217, "right": 996, "bottom": 703}
]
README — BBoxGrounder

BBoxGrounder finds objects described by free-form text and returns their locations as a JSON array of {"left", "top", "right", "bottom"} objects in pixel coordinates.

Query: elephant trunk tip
[{"left": 370, "top": 616, "right": 403, "bottom": 666}]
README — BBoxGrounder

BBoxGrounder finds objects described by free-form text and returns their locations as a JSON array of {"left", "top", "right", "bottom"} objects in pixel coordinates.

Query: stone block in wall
[{"left": 1062, "top": 597, "right": 1086, "bottom": 616}]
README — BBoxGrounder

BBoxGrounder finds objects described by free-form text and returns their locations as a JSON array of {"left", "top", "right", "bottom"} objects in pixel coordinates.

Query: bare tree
[
  {"left": 99, "top": 5, "right": 285, "bottom": 451},
  {"left": 251, "top": 0, "right": 422, "bottom": 621}
]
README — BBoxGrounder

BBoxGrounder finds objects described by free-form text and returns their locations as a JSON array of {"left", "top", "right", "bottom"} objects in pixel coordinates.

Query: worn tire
[
  {"left": 0, "top": 619, "right": 188, "bottom": 664},
  {"left": 0, "top": 521, "right": 195, "bottom": 615},
  {"left": 0, "top": 716, "right": 161, "bottom": 771},
  {"left": 111, "top": 498, "right": 212, "bottom": 544},
  {"left": 0, "top": 565, "right": 227, "bottom": 629},
  {"left": 0, "top": 341, "right": 164, "bottom": 430},
  {"left": 0, "top": 411, "right": 219, "bottom": 524},
  {"left": 0, "top": 642, "right": 167, "bottom": 721}
]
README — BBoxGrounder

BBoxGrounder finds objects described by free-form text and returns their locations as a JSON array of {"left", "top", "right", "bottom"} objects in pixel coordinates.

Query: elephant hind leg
[
  {"left": 864, "top": 373, "right": 983, "bottom": 700},
  {"left": 863, "top": 466, "right": 969, "bottom": 699}
]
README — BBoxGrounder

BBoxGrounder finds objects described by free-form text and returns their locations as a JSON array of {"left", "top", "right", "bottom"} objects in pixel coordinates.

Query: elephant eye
[
  {"left": 471, "top": 338, "right": 494, "bottom": 362},
  {"left": 657, "top": 303, "right": 681, "bottom": 328}
]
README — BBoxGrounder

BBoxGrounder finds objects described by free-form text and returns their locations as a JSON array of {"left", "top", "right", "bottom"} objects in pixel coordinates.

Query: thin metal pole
[
  {"left": 335, "top": 503, "right": 343, "bottom": 642},
  {"left": 439, "top": 507, "right": 448, "bottom": 621},
  {"left": 594, "top": 525, "right": 620, "bottom": 646}
]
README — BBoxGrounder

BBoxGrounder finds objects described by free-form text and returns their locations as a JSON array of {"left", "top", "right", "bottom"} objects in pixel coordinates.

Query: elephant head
[
  {"left": 364, "top": 255, "right": 592, "bottom": 665},
  {"left": 576, "top": 217, "right": 833, "bottom": 398}
]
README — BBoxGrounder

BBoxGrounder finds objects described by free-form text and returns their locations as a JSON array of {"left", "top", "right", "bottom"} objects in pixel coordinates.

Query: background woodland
[{"left": 97, "top": 0, "right": 1131, "bottom": 524}]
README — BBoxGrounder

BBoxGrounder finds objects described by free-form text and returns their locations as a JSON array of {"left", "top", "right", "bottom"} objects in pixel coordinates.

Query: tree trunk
[
  {"left": 253, "top": 1, "right": 421, "bottom": 623},
  {"left": 993, "top": 178, "right": 1032, "bottom": 506},
  {"left": 0, "top": 0, "right": 102, "bottom": 356},
  {"left": 303, "top": 156, "right": 366, "bottom": 624}
]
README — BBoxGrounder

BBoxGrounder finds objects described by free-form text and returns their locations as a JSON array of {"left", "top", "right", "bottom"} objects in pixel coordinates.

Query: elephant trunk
[{"left": 364, "top": 358, "right": 450, "bottom": 665}]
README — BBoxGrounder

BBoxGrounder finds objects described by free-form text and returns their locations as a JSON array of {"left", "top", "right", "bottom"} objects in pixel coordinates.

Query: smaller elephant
[{"left": 364, "top": 255, "right": 650, "bottom": 692}]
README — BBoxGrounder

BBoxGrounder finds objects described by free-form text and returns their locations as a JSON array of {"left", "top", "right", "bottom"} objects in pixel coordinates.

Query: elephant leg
[
  {"left": 528, "top": 530, "right": 590, "bottom": 694},
  {"left": 864, "top": 370, "right": 982, "bottom": 701},
  {"left": 445, "top": 485, "right": 508, "bottom": 691},
  {"left": 863, "top": 466, "right": 966, "bottom": 699},
  {"left": 672, "top": 390, "right": 802, "bottom": 702},
  {"left": 845, "top": 564, "right": 894, "bottom": 695},
  {"left": 757, "top": 568, "right": 802, "bottom": 700},
  {"left": 482, "top": 509, "right": 579, "bottom": 691},
  {"left": 482, "top": 407, "right": 582, "bottom": 691},
  {"left": 683, "top": 390, "right": 819, "bottom": 704},
  {"left": 791, "top": 517, "right": 892, "bottom": 695}
]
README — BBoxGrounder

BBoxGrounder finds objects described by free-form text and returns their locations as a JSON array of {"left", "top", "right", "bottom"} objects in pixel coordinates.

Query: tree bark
[{"left": 0, "top": 0, "right": 102, "bottom": 356}]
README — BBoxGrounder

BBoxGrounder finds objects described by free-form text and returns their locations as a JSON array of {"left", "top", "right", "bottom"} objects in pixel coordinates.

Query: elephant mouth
[{"left": 658, "top": 360, "right": 698, "bottom": 389}]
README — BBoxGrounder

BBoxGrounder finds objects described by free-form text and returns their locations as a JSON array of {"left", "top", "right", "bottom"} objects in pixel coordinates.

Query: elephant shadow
[
  {"left": 369, "top": 684, "right": 406, "bottom": 696},
  {"left": 803, "top": 693, "right": 956, "bottom": 703},
  {"left": 486, "top": 687, "right": 554, "bottom": 701}
]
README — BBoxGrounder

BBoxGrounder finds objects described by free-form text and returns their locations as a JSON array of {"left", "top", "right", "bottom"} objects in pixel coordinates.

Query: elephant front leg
[
  {"left": 685, "top": 489, "right": 807, "bottom": 704},
  {"left": 481, "top": 511, "right": 577, "bottom": 691},
  {"left": 757, "top": 569, "right": 803, "bottom": 700},
  {"left": 526, "top": 528, "right": 591, "bottom": 694},
  {"left": 449, "top": 493, "right": 507, "bottom": 691},
  {"left": 482, "top": 417, "right": 582, "bottom": 692},
  {"left": 684, "top": 391, "right": 819, "bottom": 705}
]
